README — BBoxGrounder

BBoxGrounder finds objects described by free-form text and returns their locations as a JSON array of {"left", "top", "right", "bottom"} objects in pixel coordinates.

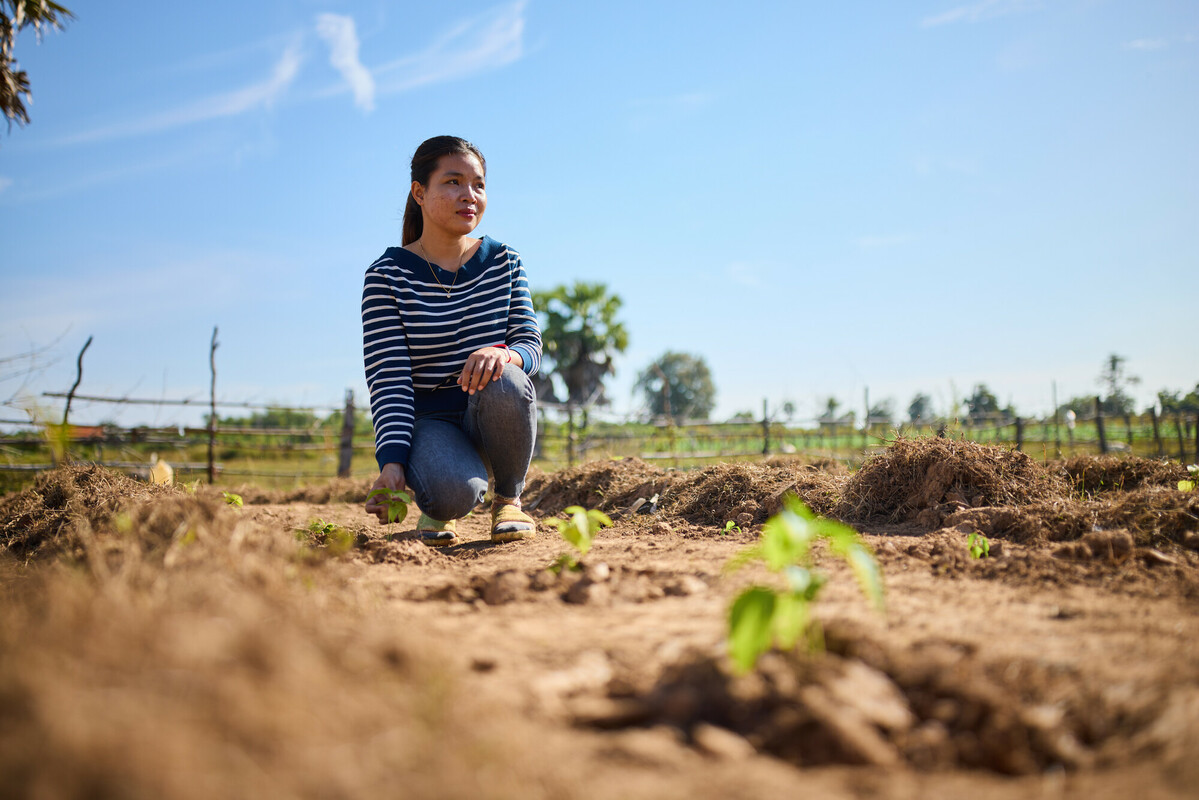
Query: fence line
[{"left": 5, "top": 388, "right": 1198, "bottom": 485}]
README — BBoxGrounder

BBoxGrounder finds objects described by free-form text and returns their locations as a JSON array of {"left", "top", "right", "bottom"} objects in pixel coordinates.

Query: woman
[{"left": 362, "top": 135, "right": 542, "bottom": 546}]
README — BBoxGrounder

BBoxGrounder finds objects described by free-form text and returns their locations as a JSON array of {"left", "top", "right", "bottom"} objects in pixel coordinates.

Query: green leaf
[
  {"left": 222, "top": 491, "right": 243, "bottom": 508},
  {"left": 771, "top": 590, "right": 810, "bottom": 651},
  {"left": 1179, "top": 480, "right": 1195, "bottom": 493},
  {"left": 728, "top": 587, "right": 777, "bottom": 674}
]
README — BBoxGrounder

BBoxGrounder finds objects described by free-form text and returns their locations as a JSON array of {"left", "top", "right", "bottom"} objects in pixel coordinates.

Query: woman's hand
[
  {"left": 458, "top": 346, "right": 511, "bottom": 394},
  {"left": 366, "top": 462, "right": 406, "bottom": 522}
]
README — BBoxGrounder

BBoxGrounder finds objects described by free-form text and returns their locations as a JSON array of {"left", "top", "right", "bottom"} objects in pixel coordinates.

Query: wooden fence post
[
  {"left": 761, "top": 399, "right": 770, "bottom": 456},
  {"left": 1150, "top": 407, "right": 1163, "bottom": 457},
  {"left": 1015, "top": 417, "right": 1024, "bottom": 451},
  {"left": 1095, "top": 397, "right": 1108, "bottom": 455},
  {"left": 57, "top": 335, "right": 93, "bottom": 465},
  {"left": 566, "top": 405, "right": 576, "bottom": 468},
  {"left": 1176, "top": 412, "right": 1186, "bottom": 462},
  {"left": 337, "top": 389, "right": 354, "bottom": 478},
  {"left": 208, "top": 327, "right": 219, "bottom": 484}
]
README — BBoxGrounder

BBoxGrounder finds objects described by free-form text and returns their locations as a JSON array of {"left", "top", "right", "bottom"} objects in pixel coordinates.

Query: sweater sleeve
[
  {"left": 504, "top": 251, "right": 543, "bottom": 376},
  {"left": 362, "top": 265, "right": 415, "bottom": 469}
]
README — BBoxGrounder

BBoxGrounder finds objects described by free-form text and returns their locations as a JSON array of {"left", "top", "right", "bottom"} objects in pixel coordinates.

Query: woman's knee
[
  {"left": 411, "top": 475, "right": 486, "bottom": 521},
  {"left": 476, "top": 367, "right": 536, "bottom": 410}
]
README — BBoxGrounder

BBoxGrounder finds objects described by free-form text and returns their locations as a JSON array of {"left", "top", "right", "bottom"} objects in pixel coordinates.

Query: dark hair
[{"left": 402, "top": 135, "right": 487, "bottom": 245}]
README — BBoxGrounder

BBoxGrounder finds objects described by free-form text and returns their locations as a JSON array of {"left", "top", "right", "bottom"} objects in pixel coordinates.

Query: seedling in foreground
[
  {"left": 967, "top": 531, "right": 990, "bottom": 559},
  {"left": 297, "top": 518, "right": 354, "bottom": 556},
  {"left": 222, "top": 491, "right": 243, "bottom": 508},
  {"left": 367, "top": 488, "right": 413, "bottom": 525},
  {"left": 725, "top": 494, "right": 884, "bottom": 674},
  {"left": 549, "top": 505, "right": 612, "bottom": 572},
  {"left": 1179, "top": 465, "right": 1198, "bottom": 493},
  {"left": 722, "top": 520, "right": 742, "bottom": 535}
]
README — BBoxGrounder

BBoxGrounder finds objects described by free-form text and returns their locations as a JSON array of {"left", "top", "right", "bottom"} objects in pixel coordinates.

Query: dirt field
[{"left": 2, "top": 439, "right": 1197, "bottom": 799}]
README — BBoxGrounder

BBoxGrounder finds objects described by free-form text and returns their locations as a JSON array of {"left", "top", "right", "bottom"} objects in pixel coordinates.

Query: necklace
[{"left": 418, "top": 239, "right": 469, "bottom": 297}]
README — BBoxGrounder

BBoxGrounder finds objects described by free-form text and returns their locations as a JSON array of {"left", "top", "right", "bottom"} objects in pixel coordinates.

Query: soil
[{"left": 2, "top": 441, "right": 1198, "bottom": 799}]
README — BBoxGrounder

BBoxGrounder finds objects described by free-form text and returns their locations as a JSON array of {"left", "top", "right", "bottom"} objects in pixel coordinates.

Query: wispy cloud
[
  {"left": 921, "top": 0, "right": 1038, "bottom": 28},
  {"left": 372, "top": 1, "right": 525, "bottom": 94},
  {"left": 1122, "top": 38, "right": 1168, "bottom": 51},
  {"left": 52, "top": 42, "right": 304, "bottom": 146},
  {"left": 315, "top": 14, "right": 374, "bottom": 111}
]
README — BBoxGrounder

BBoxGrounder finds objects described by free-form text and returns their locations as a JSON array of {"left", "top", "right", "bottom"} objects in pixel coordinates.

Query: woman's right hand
[{"left": 366, "top": 462, "right": 407, "bottom": 522}]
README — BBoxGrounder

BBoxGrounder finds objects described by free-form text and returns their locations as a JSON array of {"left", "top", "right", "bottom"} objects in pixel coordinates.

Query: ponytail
[{"left": 402, "top": 193, "right": 422, "bottom": 245}]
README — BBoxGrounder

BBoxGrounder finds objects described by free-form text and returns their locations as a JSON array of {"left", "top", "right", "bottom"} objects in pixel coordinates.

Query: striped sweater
[{"left": 362, "top": 236, "right": 542, "bottom": 470}]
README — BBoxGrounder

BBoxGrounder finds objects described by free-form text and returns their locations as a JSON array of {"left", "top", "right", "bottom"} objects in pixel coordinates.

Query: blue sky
[{"left": 2, "top": 0, "right": 1196, "bottom": 430}]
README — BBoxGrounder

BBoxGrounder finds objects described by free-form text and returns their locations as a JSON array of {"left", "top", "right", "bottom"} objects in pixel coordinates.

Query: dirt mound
[
  {"left": 837, "top": 438, "right": 1068, "bottom": 526},
  {"left": 204, "top": 477, "right": 372, "bottom": 505},
  {"left": 668, "top": 461, "right": 847, "bottom": 525},
  {"left": 601, "top": 622, "right": 1154, "bottom": 775},
  {"left": 0, "top": 463, "right": 176, "bottom": 560},
  {"left": 1060, "top": 456, "right": 1188, "bottom": 496},
  {"left": 523, "top": 458, "right": 670, "bottom": 516}
]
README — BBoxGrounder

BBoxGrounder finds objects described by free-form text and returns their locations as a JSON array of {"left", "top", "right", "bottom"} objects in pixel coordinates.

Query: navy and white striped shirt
[{"left": 362, "top": 236, "right": 542, "bottom": 469}]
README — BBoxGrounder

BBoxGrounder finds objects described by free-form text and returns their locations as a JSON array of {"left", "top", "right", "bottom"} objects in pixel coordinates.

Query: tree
[
  {"left": 820, "top": 396, "right": 841, "bottom": 422},
  {"left": 866, "top": 398, "right": 894, "bottom": 427},
  {"left": 532, "top": 282, "right": 628, "bottom": 420},
  {"left": 1097, "top": 353, "right": 1140, "bottom": 415},
  {"left": 2, "top": 0, "right": 73, "bottom": 132},
  {"left": 634, "top": 351, "right": 716, "bottom": 423},
  {"left": 965, "top": 383, "right": 1000, "bottom": 422},
  {"left": 908, "top": 393, "right": 933, "bottom": 425}
]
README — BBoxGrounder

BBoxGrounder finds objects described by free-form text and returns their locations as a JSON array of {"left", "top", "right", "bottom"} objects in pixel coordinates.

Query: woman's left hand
[{"left": 458, "top": 346, "right": 509, "bottom": 394}]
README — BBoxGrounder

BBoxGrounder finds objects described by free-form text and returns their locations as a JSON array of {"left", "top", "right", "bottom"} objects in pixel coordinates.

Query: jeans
[{"left": 405, "top": 367, "right": 537, "bottom": 521}]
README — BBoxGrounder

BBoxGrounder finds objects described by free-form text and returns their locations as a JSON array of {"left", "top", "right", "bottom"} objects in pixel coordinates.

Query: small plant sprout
[
  {"left": 967, "top": 531, "right": 991, "bottom": 559},
  {"left": 367, "top": 487, "right": 413, "bottom": 525},
  {"left": 222, "top": 491, "right": 243, "bottom": 508},
  {"left": 297, "top": 518, "right": 354, "bottom": 557},
  {"left": 725, "top": 493, "right": 884, "bottom": 674},
  {"left": 549, "top": 505, "right": 612, "bottom": 572},
  {"left": 722, "top": 520, "right": 741, "bottom": 535},
  {"left": 1179, "top": 465, "right": 1197, "bottom": 493}
]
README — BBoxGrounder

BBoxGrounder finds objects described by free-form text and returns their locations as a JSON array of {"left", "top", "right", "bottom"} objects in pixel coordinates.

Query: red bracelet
[{"left": 495, "top": 344, "right": 513, "bottom": 363}]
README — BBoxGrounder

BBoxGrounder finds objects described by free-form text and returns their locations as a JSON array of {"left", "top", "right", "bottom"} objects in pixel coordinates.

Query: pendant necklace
[{"left": 419, "top": 239, "right": 469, "bottom": 297}]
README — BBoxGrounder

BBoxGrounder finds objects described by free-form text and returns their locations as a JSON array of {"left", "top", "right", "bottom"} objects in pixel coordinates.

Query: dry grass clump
[
  {"left": 523, "top": 457, "right": 670, "bottom": 516},
  {"left": 1059, "top": 455, "right": 1188, "bottom": 496},
  {"left": 1100, "top": 486, "right": 1199, "bottom": 545},
  {"left": 668, "top": 461, "right": 847, "bottom": 525},
  {"left": 837, "top": 438, "right": 1068, "bottom": 525},
  {"left": 0, "top": 463, "right": 175, "bottom": 561},
  {"left": 0, "top": 465, "right": 567, "bottom": 799}
]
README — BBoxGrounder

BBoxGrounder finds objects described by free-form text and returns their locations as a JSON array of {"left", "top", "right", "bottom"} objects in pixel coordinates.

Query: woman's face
[{"left": 413, "top": 152, "right": 487, "bottom": 239}]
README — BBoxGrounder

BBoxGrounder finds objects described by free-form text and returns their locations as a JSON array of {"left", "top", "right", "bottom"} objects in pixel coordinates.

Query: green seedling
[
  {"left": 548, "top": 505, "right": 612, "bottom": 572},
  {"left": 967, "top": 531, "right": 990, "bottom": 559},
  {"left": 725, "top": 493, "right": 884, "bottom": 674},
  {"left": 367, "top": 487, "right": 413, "bottom": 525},
  {"left": 222, "top": 491, "right": 243, "bottom": 508},
  {"left": 1179, "top": 465, "right": 1198, "bottom": 493},
  {"left": 296, "top": 518, "right": 354, "bottom": 556},
  {"left": 722, "top": 520, "right": 742, "bottom": 535}
]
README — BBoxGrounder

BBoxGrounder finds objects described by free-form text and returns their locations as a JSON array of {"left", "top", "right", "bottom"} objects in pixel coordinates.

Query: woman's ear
[{"left": 411, "top": 180, "right": 425, "bottom": 206}]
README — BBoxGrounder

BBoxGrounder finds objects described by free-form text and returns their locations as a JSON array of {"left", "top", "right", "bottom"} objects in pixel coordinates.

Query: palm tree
[
  {"left": 532, "top": 282, "right": 628, "bottom": 425},
  {"left": 2, "top": 0, "right": 73, "bottom": 131}
]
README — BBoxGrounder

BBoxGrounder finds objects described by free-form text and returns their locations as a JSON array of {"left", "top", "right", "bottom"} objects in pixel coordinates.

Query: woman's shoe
[
  {"left": 416, "top": 513, "right": 458, "bottom": 547},
  {"left": 491, "top": 501, "right": 535, "bottom": 543}
]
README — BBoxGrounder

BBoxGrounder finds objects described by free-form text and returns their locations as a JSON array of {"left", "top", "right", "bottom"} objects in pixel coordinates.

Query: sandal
[
  {"left": 416, "top": 513, "right": 458, "bottom": 547},
  {"left": 491, "top": 500, "right": 536, "bottom": 543}
]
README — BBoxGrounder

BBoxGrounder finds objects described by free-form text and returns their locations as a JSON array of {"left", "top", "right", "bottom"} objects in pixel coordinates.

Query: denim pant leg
[
  {"left": 405, "top": 415, "right": 489, "bottom": 522},
  {"left": 465, "top": 367, "right": 537, "bottom": 500}
]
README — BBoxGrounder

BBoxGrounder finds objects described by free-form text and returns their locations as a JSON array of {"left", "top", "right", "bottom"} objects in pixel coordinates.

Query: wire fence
[{"left": 4, "top": 389, "right": 1196, "bottom": 492}]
